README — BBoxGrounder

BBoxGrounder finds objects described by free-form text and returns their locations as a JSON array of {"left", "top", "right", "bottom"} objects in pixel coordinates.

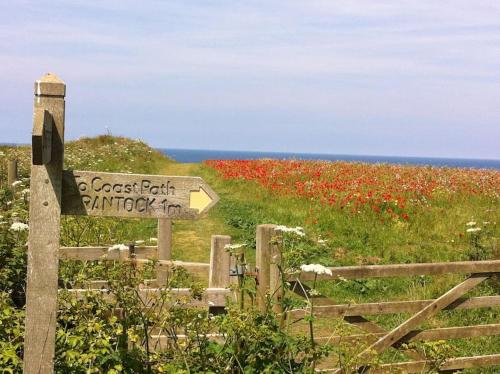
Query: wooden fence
[
  {"left": 57, "top": 225, "right": 500, "bottom": 372},
  {"left": 59, "top": 234, "right": 234, "bottom": 307},
  {"left": 255, "top": 224, "right": 500, "bottom": 373}
]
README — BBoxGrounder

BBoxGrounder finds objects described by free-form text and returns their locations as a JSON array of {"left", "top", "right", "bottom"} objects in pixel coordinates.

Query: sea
[{"left": 158, "top": 148, "right": 500, "bottom": 170}]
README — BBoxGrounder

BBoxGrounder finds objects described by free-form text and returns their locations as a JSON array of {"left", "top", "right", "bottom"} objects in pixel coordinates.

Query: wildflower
[
  {"left": 108, "top": 244, "right": 129, "bottom": 251},
  {"left": 11, "top": 180, "right": 22, "bottom": 187},
  {"left": 465, "top": 221, "right": 476, "bottom": 226},
  {"left": 208, "top": 301, "right": 215, "bottom": 306},
  {"left": 275, "top": 225, "right": 305, "bottom": 237},
  {"left": 21, "top": 189, "right": 30, "bottom": 195},
  {"left": 466, "top": 227, "right": 481, "bottom": 233},
  {"left": 224, "top": 243, "right": 245, "bottom": 250},
  {"left": 300, "top": 264, "right": 332, "bottom": 276},
  {"left": 135, "top": 240, "right": 145, "bottom": 245},
  {"left": 309, "top": 289, "right": 320, "bottom": 296},
  {"left": 10, "top": 222, "right": 29, "bottom": 232}
]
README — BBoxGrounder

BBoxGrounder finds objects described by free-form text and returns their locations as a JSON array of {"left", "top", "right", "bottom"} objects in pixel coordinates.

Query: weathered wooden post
[
  {"left": 255, "top": 224, "right": 276, "bottom": 312},
  {"left": 157, "top": 218, "right": 172, "bottom": 285},
  {"left": 7, "top": 159, "right": 18, "bottom": 188},
  {"left": 24, "top": 73, "right": 65, "bottom": 374},
  {"left": 269, "top": 232, "right": 283, "bottom": 315},
  {"left": 209, "top": 235, "right": 231, "bottom": 314}
]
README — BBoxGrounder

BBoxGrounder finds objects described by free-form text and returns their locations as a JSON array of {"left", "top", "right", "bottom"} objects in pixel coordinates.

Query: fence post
[
  {"left": 24, "top": 73, "right": 66, "bottom": 374},
  {"left": 209, "top": 235, "right": 231, "bottom": 314},
  {"left": 255, "top": 224, "right": 277, "bottom": 312},
  {"left": 8, "top": 159, "right": 18, "bottom": 188},
  {"left": 157, "top": 218, "right": 172, "bottom": 286},
  {"left": 269, "top": 231, "right": 283, "bottom": 315}
]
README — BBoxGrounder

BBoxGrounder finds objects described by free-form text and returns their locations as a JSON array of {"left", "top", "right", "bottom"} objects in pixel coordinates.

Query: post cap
[{"left": 34, "top": 73, "right": 66, "bottom": 97}]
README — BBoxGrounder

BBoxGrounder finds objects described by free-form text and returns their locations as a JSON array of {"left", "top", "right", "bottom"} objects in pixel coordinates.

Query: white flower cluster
[
  {"left": 466, "top": 227, "right": 481, "bottom": 233},
  {"left": 300, "top": 264, "right": 332, "bottom": 276},
  {"left": 10, "top": 222, "right": 29, "bottom": 232},
  {"left": 275, "top": 225, "right": 305, "bottom": 237},
  {"left": 224, "top": 243, "right": 246, "bottom": 250},
  {"left": 465, "top": 220, "right": 481, "bottom": 233},
  {"left": 108, "top": 244, "right": 129, "bottom": 252},
  {"left": 11, "top": 180, "right": 22, "bottom": 187}
]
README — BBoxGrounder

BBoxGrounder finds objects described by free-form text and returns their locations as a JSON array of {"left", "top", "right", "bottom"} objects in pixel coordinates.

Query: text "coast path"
[{"left": 61, "top": 170, "right": 219, "bottom": 219}]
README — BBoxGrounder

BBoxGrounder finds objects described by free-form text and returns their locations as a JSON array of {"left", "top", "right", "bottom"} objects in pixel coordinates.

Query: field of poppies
[
  {"left": 205, "top": 159, "right": 499, "bottom": 223},
  {"left": 204, "top": 159, "right": 499, "bottom": 265}
]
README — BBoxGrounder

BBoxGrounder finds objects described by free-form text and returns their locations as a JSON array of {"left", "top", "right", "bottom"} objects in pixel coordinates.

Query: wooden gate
[{"left": 256, "top": 224, "right": 500, "bottom": 373}]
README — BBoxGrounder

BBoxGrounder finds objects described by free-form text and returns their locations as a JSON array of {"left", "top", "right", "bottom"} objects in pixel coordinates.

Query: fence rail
[{"left": 296, "top": 259, "right": 500, "bottom": 281}]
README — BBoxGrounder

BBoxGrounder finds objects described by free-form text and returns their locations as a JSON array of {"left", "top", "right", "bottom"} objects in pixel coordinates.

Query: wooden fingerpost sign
[
  {"left": 24, "top": 73, "right": 65, "bottom": 374},
  {"left": 23, "top": 73, "right": 220, "bottom": 373}
]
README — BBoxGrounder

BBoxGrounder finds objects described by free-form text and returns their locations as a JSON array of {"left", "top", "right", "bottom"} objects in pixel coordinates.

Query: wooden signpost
[
  {"left": 25, "top": 73, "right": 65, "bottom": 374},
  {"left": 23, "top": 73, "right": 219, "bottom": 373}
]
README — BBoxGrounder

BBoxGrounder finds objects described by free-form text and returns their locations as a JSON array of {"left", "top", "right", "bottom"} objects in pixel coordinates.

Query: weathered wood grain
[
  {"left": 61, "top": 170, "right": 219, "bottom": 219},
  {"left": 157, "top": 218, "right": 172, "bottom": 285},
  {"left": 32, "top": 108, "right": 53, "bottom": 165},
  {"left": 59, "top": 246, "right": 158, "bottom": 261},
  {"left": 313, "top": 323, "right": 500, "bottom": 345},
  {"left": 288, "top": 295, "right": 500, "bottom": 319},
  {"left": 367, "top": 354, "right": 500, "bottom": 373},
  {"left": 358, "top": 273, "right": 489, "bottom": 361},
  {"left": 208, "top": 235, "right": 231, "bottom": 288},
  {"left": 7, "top": 159, "right": 18, "bottom": 187},
  {"left": 64, "top": 287, "right": 230, "bottom": 307},
  {"left": 135, "top": 258, "right": 210, "bottom": 279},
  {"left": 269, "top": 233, "right": 283, "bottom": 315},
  {"left": 296, "top": 260, "right": 500, "bottom": 281},
  {"left": 256, "top": 224, "right": 277, "bottom": 312},
  {"left": 24, "top": 73, "right": 65, "bottom": 374}
]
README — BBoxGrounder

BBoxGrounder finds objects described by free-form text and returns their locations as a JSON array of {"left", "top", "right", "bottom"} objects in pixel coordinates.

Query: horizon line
[{"left": 2, "top": 142, "right": 499, "bottom": 162}]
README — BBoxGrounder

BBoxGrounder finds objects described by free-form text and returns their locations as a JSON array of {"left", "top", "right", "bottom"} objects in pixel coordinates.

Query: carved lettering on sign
[{"left": 61, "top": 170, "right": 218, "bottom": 219}]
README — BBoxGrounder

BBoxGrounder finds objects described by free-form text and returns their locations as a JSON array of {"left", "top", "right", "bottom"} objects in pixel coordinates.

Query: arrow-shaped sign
[{"left": 61, "top": 170, "right": 219, "bottom": 219}]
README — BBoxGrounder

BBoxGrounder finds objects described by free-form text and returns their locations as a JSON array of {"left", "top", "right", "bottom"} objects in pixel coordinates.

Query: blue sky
[{"left": 1, "top": 1, "right": 499, "bottom": 159}]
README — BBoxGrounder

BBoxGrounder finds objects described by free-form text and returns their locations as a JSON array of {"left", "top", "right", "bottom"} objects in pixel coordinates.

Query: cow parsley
[
  {"left": 224, "top": 243, "right": 246, "bottom": 250},
  {"left": 466, "top": 227, "right": 481, "bottom": 233},
  {"left": 108, "top": 244, "right": 129, "bottom": 251},
  {"left": 10, "top": 222, "right": 29, "bottom": 232},
  {"left": 300, "top": 264, "right": 332, "bottom": 276},
  {"left": 275, "top": 225, "right": 305, "bottom": 237}
]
